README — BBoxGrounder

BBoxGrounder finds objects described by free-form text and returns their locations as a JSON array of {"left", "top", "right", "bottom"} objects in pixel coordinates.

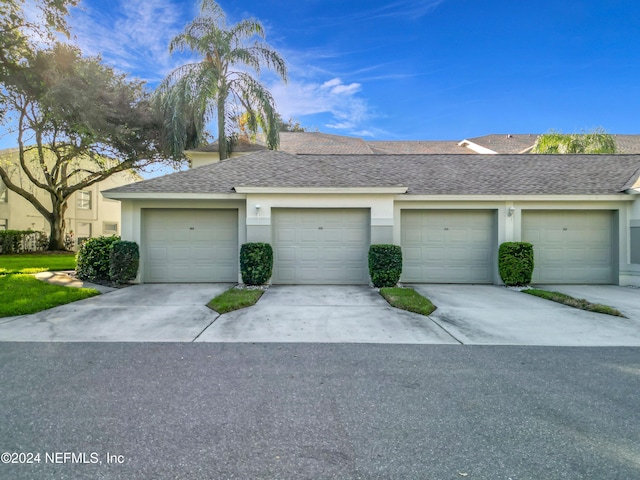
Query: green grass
[
  {"left": 0, "top": 274, "right": 99, "bottom": 317},
  {"left": 524, "top": 288, "right": 626, "bottom": 317},
  {"left": 207, "top": 287, "right": 264, "bottom": 314},
  {"left": 379, "top": 287, "right": 437, "bottom": 316},
  {"left": 0, "top": 252, "right": 76, "bottom": 274}
]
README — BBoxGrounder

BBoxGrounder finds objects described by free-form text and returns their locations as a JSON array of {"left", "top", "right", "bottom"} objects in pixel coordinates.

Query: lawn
[
  {"left": 208, "top": 287, "right": 264, "bottom": 314},
  {"left": 379, "top": 287, "right": 437, "bottom": 316},
  {"left": 524, "top": 289, "right": 625, "bottom": 317},
  {"left": 0, "top": 252, "right": 76, "bottom": 274},
  {"left": 0, "top": 274, "right": 98, "bottom": 317}
]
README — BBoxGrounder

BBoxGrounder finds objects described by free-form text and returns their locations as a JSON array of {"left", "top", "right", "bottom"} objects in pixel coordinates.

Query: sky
[{"left": 15, "top": 0, "right": 640, "bottom": 142}]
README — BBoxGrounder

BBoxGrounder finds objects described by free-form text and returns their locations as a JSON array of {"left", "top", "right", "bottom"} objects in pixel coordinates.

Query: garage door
[
  {"left": 273, "top": 209, "right": 369, "bottom": 284},
  {"left": 522, "top": 210, "right": 614, "bottom": 284},
  {"left": 401, "top": 210, "right": 495, "bottom": 283},
  {"left": 143, "top": 209, "right": 238, "bottom": 282}
]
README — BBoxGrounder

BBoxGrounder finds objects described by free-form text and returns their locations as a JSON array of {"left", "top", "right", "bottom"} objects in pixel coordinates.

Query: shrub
[
  {"left": 0, "top": 230, "right": 48, "bottom": 254},
  {"left": 368, "top": 244, "right": 403, "bottom": 288},
  {"left": 498, "top": 242, "right": 534, "bottom": 286},
  {"left": 240, "top": 243, "right": 273, "bottom": 285},
  {"left": 76, "top": 235, "right": 120, "bottom": 282},
  {"left": 109, "top": 241, "right": 139, "bottom": 285}
]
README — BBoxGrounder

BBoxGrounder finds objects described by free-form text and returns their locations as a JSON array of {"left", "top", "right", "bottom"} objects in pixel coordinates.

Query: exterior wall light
[{"left": 507, "top": 206, "right": 515, "bottom": 217}]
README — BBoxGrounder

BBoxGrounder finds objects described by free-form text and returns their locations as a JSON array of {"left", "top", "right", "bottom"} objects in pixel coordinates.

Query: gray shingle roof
[
  {"left": 277, "top": 132, "right": 375, "bottom": 154},
  {"left": 106, "top": 151, "right": 640, "bottom": 196},
  {"left": 464, "top": 134, "right": 539, "bottom": 153},
  {"left": 611, "top": 134, "right": 640, "bottom": 154},
  {"left": 367, "top": 140, "right": 474, "bottom": 154}
]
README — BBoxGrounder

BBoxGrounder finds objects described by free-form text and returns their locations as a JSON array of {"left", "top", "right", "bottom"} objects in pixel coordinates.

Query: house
[
  {"left": 103, "top": 151, "right": 640, "bottom": 286},
  {"left": 0, "top": 148, "right": 139, "bottom": 248},
  {"left": 458, "top": 133, "right": 640, "bottom": 154},
  {"left": 187, "top": 132, "right": 640, "bottom": 162}
]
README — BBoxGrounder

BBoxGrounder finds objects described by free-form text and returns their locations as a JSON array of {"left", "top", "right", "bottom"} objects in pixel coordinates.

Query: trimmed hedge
[
  {"left": 240, "top": 243, "right": 273, "bottom": 285},
  {"left": 109, "top": 241, "right": 139, "bottom": 285},
  {"left": 0, "top": 230, "right": 48, "bottom": 254},
  {"left": 76, "top": 235, "right": 120, "bottom": 282},
  {"left": 368, "top": 244, "right": 403, "bottom": 288},
  {"left": 498, "top": 242, "right": 534, "bottom": 286}
]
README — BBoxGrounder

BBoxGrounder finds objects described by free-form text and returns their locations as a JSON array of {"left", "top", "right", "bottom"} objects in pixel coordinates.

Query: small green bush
[
  {"left": 76, "top": 235, "right": 120, "bottom": 282},
  {"left": 498, "top": 242, "right": 534, "bottom": 286},
  {"left": 369, "top": 244, "right": 403, "bottom": 288},
  {"left": 240, "top": 243, "right": 273, "bottom": 285},
  {"left": 109, "top": 241, "right": 139, "bottom": 285}
]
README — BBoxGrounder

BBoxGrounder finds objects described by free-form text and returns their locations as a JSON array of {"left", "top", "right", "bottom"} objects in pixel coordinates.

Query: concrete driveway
[
  {"left": 1, "top": 281, "right": 639, "bottom": 345},
  {"left": 0, "top": 284, "right": 230, "bottom": 342},
  {"left": 411, "top": 284, "right": 640, "bottom": 346},
  {"left": 196, "top": 285, "right": 458, "bottom": 344}
]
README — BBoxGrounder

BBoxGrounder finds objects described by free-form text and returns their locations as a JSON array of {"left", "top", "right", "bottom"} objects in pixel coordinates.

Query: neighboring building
[
  {"left": 458, "top": 134, "right": 538, "bottom": 154},
  {"left": 458, "top": 133, "right": 640, "bottom": 154},
  {"left": 104, "top": 151, "right": 640, "bottom": 287},
  {"left": 188, "top": 132, "right": 640, "bottom": 163},
  {"left": 0, "top": 148, "right": 140, "bottom": 248}
]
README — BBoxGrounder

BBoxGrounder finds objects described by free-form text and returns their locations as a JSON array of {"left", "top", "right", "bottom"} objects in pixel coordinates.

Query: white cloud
[
  {"left": 270, "top": 77, "right": 372, "bottom": 132},
  {"left": 68, "top": 0, "right": 188, "bottom": 82}
]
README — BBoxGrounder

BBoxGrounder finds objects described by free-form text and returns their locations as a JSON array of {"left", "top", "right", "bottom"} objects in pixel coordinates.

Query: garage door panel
[
  {"left": 522, "top": 210, "right": 614, "bottom": 284},
  {"left": 273, "top": 208, "right": 369, "bottom": 284},
  {"left": 401, "top": 210, "right": 495, "bottom": 283},
  {"left": 143, "top": 209, "right": 238, "bottom": 283}
]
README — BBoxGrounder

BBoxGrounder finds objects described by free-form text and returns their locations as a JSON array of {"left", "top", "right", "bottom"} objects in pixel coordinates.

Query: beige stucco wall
[{"left": 0, "top": 149, "right": 138, "bottom": 249}]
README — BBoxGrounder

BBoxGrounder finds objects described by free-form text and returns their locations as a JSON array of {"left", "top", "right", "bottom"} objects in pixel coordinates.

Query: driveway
[
  {"left": 0, "top": 284, "right": 231, "bottom": 342},
  {"left": 411, "top": 284, "right": 640, "bottom": 346},
  {"left": 1, "top": 282, "right": 639, "bottom": 345},
  {"left": 197, "top": 285, "right": 458, "bottom": 343}
]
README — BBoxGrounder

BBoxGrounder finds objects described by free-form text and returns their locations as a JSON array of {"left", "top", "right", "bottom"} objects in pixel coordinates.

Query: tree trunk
[
  {"left": 217, "top": 91, "right": 228, "bottom": 160},
  {"left": 48, "top": 198, "right": 68, "bottom": 251}
]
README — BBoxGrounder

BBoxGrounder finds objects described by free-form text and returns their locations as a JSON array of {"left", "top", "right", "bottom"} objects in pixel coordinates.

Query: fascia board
[
  {"left": 101, "top": 192, "right": 244, "bottom": 200},
  {"left": 234, "top": 186, "right": 408, "bottom": 194},
  {"left": 395, "top": 194, "right": 634, "bottom": 202}
]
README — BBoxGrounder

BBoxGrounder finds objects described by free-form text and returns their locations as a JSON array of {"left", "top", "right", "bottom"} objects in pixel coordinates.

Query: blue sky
[{"left": 32, "top": 0, "right": 640, "bottom": 141}]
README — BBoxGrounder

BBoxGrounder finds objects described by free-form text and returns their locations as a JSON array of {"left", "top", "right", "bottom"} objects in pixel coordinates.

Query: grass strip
[
  {"left": 0, "top": 274, "right": 99, "bottom": 317},
  {"left": 379, "top": 287, "right": 437, "bottom": 316},
  {"left": 524, "top": 288, "right": 625, "bottom": 317},
  {"left": 208, "top": 287, "right": 264, "bottom": 314},
  {"left": 0, "top": 252, "right": 76, "bottom": 274}
]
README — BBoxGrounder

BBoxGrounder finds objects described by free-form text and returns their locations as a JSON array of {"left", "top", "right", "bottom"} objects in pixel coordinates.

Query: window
[
  {"left": 77, "top": 190, "right": 92, "bottom": 210},
  {"left": 76, "top": 222, "right": 92, "bottom": 245},
  {"left": 0, "top": 219, "right": 7, "bottom": 230},
  {"left": 0, "top": 179, "right": 7, "bottom": 203},
  {"left": 103, "top": 222, "right": 118, "bottom": 235}
]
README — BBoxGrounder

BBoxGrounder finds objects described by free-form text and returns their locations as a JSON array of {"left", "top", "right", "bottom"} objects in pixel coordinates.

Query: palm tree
[{"left": 156, "top": 0, "right": 287, "bottom": 160}]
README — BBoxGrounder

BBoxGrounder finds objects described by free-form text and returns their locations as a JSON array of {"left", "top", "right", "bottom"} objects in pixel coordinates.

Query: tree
[
  {"left": 276, "top": 115, "right": 307, "bottom": 132},
  {"left": 531, "top": 129, "right": 616, "bottom": 154},
  {"left": 156, "top": 0, "right": 287, "bottom": 160},
  {"left": 1, "top": 0, "right": 78, "bottom": 88},
  {"left": 0, "top": 44, "right": 170, "bottom": 250}
]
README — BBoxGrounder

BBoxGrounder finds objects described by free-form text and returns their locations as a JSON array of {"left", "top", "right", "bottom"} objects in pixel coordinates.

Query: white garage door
[
  {"left": 273, "top": 208, "right": 369, "bottom": 284},
  {"left": 401, "top": 210, "right": 495, "bottom": 283},
  {"left": 522, "top": 210, "right": 614, "bottom": 284},
  {"left": 143, "top": 209, "right": 238, "bottom": 283}
]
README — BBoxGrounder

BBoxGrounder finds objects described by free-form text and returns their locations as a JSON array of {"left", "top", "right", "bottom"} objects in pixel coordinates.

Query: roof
[
  {"left": 366, "top": 141, "right": 474, "bottom": 154},
  {"left": 105, "top": 151, "right": 640, "bottom": 197},
  {"left": 464, "top": 133, "right": 640, "bottom": 154},
  {"left": 275, "top": 132, "right": 376, "bottom": 154},
  {"left": 611, "top": 135, "right": 640, "bottom": 154},
  {"left": 461, "top": 134, "right": 538, "bottom": 154}
]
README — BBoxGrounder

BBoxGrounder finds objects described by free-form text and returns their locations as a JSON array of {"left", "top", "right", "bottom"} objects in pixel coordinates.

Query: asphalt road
[{"left": 1, "top": 343, "right": 638, "bottom": 480}]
